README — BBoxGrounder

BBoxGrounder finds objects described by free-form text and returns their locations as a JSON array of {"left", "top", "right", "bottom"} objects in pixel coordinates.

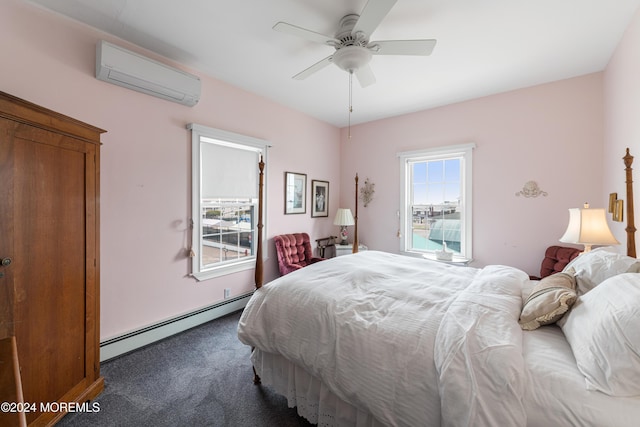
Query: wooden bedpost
[
  {"left": 255, "top": 155, "right": 265, "bottom": 289},
  {"left": 353, "top": 173, "right": 359, "bottom": 253},
  {"left": 252, "top": 155, "right": 265, "bottom": 385},
  {"left": 624, "top": 148, "right": 636, "bottom": 258}
]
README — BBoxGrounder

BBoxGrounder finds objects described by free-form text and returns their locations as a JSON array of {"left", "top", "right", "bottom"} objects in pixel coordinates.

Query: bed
[{"left": 237, "top": 150, "right": 640, "bottom": 426}]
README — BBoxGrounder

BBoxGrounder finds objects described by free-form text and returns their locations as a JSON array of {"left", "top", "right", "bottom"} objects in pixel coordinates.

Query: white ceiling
[{"left": 24, "top": 0, "right": 640, "bottom": 128}]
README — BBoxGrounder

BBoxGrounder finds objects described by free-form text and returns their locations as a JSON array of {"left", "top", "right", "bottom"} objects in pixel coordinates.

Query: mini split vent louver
[{"left": 96, "top": 40, "right": 201, "bottom": 107}]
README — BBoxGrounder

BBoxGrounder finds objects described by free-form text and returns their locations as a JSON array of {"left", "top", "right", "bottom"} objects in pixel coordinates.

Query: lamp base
[{"left": 339, "top": 226, "right": 349, "bottom": 246}]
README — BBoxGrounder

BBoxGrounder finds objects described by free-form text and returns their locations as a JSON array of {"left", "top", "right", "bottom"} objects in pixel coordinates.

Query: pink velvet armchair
[{"left": 274, "top": 233, "right": 325, "bottom": 276}]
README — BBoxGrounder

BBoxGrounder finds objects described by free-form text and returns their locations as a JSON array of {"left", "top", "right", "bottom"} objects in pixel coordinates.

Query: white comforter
[{"left": 238, "top": 251, "right": 529, "bottom": 426}]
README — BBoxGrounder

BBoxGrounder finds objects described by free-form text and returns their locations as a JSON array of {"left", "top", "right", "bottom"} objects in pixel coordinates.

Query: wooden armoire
[{"left": 0, "top": 92, "right": 104, "bottom": 426}]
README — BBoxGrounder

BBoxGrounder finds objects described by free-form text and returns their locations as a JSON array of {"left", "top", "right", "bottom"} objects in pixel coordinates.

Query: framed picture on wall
[
  {"left": 609, "top": 192, "right": 618, "bottom": 213},
  {"left": 311, "top": 180, "right": 329, "bottom": 217},
  {"left": 285, "top": 172, "right": 307, "bottom": 214},
  {"left": 613, "top": 199, "right": 624, "bottom": 222}
]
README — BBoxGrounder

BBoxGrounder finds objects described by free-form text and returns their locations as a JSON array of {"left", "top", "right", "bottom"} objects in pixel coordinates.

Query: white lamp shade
[
  {"left": 559, "top": 207, "right": 619, "bottom": 247},
  {"left": 333, "top": 208, "right": 355, "bottom": 226}
]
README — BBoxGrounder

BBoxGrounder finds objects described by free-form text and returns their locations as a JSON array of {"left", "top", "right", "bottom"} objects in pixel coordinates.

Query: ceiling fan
[{"left": 273, "top": 0, "right": 437, "bottom": 87}]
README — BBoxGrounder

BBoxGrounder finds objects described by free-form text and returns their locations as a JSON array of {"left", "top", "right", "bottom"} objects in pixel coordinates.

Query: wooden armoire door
[{"left": 0, "top": 92, "right": 104, "bottom": 426}]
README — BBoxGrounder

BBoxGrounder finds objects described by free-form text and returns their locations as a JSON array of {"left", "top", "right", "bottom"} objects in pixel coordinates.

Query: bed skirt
[{"left": 252, "top": 349, "right": 386, "bottom": 427}]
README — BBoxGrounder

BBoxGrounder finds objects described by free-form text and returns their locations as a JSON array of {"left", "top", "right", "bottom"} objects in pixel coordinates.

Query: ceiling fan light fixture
[{"left": 332, "top": 46, "right": 372, "bottom": 72}]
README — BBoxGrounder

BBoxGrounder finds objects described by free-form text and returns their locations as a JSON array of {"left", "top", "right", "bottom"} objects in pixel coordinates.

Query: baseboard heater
[{"left": 100, "top": 292, "right": 253, "bottom": 362}]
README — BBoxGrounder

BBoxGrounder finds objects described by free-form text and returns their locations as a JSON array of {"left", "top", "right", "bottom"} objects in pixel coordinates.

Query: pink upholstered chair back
[{"left": 273, "top": 233, "right": 324, "bottom": 276}]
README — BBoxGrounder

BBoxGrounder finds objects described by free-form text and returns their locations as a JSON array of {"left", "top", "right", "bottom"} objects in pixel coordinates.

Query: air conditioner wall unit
[{"left": 96, "top": 40, "right": 201, "bottom": 107}]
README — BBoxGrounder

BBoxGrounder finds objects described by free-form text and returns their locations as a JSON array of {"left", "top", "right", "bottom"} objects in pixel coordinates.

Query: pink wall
[
  {"left": 1, "top": 0, "right": 340, "bottom": 340},
  {"left": 4, "top": 0, "right": 636, "bottom": 340},
  {"left": 603, "top": 6, "right": 640, "bottom": 255},
  {"left": 340, "top": 74, "right": 605, "bottom": 275}
]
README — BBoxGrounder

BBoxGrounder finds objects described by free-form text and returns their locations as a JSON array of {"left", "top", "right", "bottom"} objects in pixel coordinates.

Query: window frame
[
  {"left": 398, "top": 143, "right": 475, "bottom": 262},
  {"left": 188, "top": 123, "right": 270, "bottom": 281}
]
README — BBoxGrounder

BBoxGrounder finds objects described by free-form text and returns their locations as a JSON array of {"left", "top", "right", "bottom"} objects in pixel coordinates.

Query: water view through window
[{"left": 410, "top": 158, "right": 461, "bottom": 254}]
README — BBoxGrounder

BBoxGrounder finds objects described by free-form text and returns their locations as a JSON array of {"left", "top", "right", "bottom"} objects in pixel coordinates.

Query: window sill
[
  {"left": 421, "top": 253, "right": 472, "bottom": 266},
  {"left": 401, "top": 250, "right": 472, "bottom": 266},
  {"left": 192, "top": 257, "right": 256, "bottom": 281}
]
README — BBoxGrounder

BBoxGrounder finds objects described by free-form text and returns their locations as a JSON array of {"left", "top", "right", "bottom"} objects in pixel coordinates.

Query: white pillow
[
  {"left": 558, "top": 272, "right": 640, "bottom": 396},
  {"left": 562, "top": 247, "right": 640, "bottom": 294}
]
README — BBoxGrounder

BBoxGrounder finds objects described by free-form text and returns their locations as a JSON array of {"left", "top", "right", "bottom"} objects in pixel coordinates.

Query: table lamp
[
  {"left": 333, "top": 208, "right": 355, "bottom": 245},
  {"left": 559, "top": 203, "right": 619, "bottom": 252}
]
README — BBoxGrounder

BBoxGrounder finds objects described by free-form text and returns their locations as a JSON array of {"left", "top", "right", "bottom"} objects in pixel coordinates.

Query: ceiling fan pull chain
[{"left": 348, "top": 71, "right": 353, "bottom": 139}]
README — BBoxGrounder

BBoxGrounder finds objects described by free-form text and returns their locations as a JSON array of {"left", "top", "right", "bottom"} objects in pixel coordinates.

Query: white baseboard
[{"left": 99, "top": 292, "right": 252, "bottom": 362}]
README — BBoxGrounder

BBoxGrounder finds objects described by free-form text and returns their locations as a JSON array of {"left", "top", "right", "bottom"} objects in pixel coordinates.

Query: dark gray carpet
[{"left": 58, "top": 310, "right": 313, "bottom": 427}]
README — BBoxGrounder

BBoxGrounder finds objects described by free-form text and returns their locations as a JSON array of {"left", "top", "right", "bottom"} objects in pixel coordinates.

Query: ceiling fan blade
[
  {"left": 293, "top": 55, "right": 333, "bottom": 80},
  {"left": 273, "top": 22, "right": 339, "bottom": 46},
  {"left": 355, "top": 64, "right": 376, "bottom": 87},
  {"left": 369, "top": 39, "right": 437, "bottom": 56},
  {"left": 352, "top": 0, "right": 397, "bottom": 37}
]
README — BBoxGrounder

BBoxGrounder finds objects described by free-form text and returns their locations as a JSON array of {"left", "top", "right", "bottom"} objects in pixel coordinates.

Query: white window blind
[{"left": 200, "top": 137, "right": 261, "bottom": 199}]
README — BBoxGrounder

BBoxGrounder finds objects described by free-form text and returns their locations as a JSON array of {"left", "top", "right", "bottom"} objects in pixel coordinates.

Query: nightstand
[{"left": 335, "top": 243, "right": 368, "bottom": 257}]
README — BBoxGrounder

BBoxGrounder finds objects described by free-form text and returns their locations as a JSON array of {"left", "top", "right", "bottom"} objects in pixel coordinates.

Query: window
[
  {"left": 188, "top": 123, "right": 269, "bottom": 281},
  {"left": 398, "top": 143, "right": 475, "bottom": 261}
]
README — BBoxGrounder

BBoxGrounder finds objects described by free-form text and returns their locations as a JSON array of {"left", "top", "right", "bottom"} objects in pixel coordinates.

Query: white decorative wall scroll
[{"left": 515, "top": 181, "right": 548, "bottom": 198}]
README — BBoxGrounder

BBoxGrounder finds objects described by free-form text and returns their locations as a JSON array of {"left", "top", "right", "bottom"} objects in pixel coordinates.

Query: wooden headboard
[{"left": 253, "top": 148, "right": 638, "bottom": 288}]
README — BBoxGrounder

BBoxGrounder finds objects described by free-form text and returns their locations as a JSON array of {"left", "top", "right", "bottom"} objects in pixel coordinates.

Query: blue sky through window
[{"left": 412, "top": 159, "right": 461, "bottom": 205}]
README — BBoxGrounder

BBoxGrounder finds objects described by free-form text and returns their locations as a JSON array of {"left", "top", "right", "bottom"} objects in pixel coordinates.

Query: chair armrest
[{"left": 281, "top": 264, "right": 303, "bottom": 275}]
